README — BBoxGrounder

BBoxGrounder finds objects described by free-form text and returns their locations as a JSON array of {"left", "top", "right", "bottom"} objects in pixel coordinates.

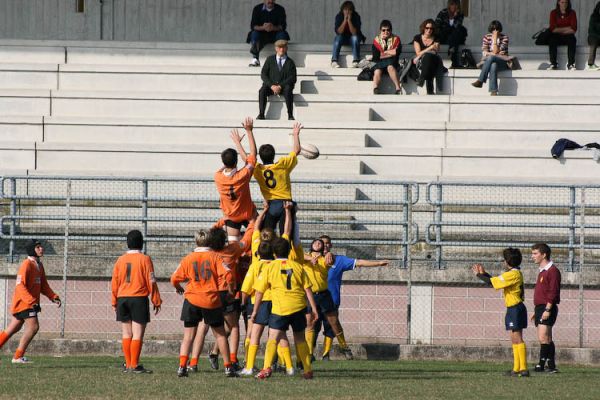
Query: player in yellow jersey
[
  {"left": 302, "top": 238, "right": 353, "bottom": 360},
  {"left": 252, "top": 237, "right": 319, "bottom": 380},
  {"left": 472, "top": 248, "right": 529, "bottom": 377},
  {"left": 253, "top": 122, "right": 301, "bottom": 238}
]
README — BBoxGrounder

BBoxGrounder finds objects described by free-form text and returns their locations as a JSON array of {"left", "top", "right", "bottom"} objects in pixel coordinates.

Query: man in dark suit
[
  {"left": 247, "top": 0, "right": 290, "bottom": 67},
  {"left": 258, "top": 40, "right": 297, "bottom": 121}
]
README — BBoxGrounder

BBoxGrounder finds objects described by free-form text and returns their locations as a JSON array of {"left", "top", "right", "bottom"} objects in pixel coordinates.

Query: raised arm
[
  {"left": 356, "top": 259, "right": 389, "bottom": 267},
  {"left": 291, "top": 122, "right": 302, "bottom": 155},
  {"left": 283, "top": 201, "right": 293, "bottom": 237},
  {"left": 256, "top": 201, "right": 269, "bottom": 231},
  {"left": 242, "top": 117, "right": 257, "bottom": 160},
  {"left": 230, "top": 128, "right": 248, "bottom": 163}
]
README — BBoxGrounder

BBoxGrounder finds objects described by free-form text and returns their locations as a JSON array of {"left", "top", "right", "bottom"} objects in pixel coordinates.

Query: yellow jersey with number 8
[{"left": 253, "top": 152, "right": 297, "bottom": 200}]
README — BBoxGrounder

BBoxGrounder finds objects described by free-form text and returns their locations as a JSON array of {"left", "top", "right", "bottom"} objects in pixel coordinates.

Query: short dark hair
[
  {"left": 272, "top": 237, "right": 290, "bottom": 258},
  {"left": 319, "top": 234, "right": 331, "bottom": 242},
  {"left": 447, "top": 0, "right": 460, "bottom": 8},
  {"left": 206, "top": 227, "right": 226, "bottom": 251},
  {"left": 420, "top": 18, "right": 436, "bottom": 35},
  {"left": 258, "top": 241, "right": 274, "bottom": 260},
  {"left": 532, "top": 243, "right": 551, "bottom": 260},
  {"left": 379, "top": 19, "right": 392, "bottom": 31},
  {"left": 311, "top": 239, "right": 324, "bottom": 254},
  {"left": 259, "top": 144, "right": 276, "bottom": 164},
  {"left": 127, "top": 230, "right": 143, "bottom": 250},
  {"left": 340, "top": 1, "right": 355, "bottom": 13},
  {"left": 221, "top": 148, "right": 238, "bottom": 168},
  {"left": 488, "top": 20, "right": 503, "bottom": 33},
  {"left": 503, "top": 248, "right": 522, "bottom": 267}
]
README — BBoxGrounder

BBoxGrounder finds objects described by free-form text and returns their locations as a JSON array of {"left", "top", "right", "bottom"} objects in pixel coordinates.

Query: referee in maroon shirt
[{"left": 531, "top": 243, "right": 561, "bottom": 373}]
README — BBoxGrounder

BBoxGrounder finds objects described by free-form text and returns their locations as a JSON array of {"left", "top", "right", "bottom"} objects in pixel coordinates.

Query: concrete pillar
[{"left": 410, "top": 283, "right": 433, "bottom": 344}]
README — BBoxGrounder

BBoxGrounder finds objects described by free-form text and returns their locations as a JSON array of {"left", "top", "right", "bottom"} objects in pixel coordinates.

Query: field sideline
[{"left": 0, "top": 356, "right": 599, "bottom": 399}]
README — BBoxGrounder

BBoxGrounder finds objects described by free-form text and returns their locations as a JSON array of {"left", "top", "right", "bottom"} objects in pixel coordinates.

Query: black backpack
[{"left": 460, "top": 48, "right": 477, "bottom": 69}]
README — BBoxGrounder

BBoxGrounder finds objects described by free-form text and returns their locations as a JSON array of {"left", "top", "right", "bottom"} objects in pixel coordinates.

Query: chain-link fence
[{"left": 1, "top": 176, "right": 599, "bottom": 349}]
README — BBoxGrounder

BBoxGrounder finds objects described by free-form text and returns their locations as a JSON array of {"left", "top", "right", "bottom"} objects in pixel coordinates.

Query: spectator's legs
[
  {"left": 448, "top": 26, "right": 467, "bottom": 67},
  {"left": 282, "top": 85, "right": 294, "bottom": 119},
  {"left": 350, "top": 35, "right": 360, "bottom": 62},
  {"left": 548, "top": 33, "right": 560, "bottom": 66},
  {"left": 478, "top": 56, "right": 494, "bottom": 83},
  {"left": 331, "top": 34, "right": 344, "bottom": 62},
  {"left": 386, "top": 64, "right": 402, "bottom": 91},
  {"left": 488, "top": 57, "right": 508, "bottom": 93},
  {"left": 258, "top": 85, "right": 273, "bottom": 118},
  {"left": 566, "top": 34, "right": 577, "bottom": 66},
  {"left": 249, "top": 30, "right": 262, "bottom": 58},
  {"left": 589, "top": 37, "right": 600, "bottom": 66},
  {"left": 419, "top": 53, "right": 439, "bottom": 94}
]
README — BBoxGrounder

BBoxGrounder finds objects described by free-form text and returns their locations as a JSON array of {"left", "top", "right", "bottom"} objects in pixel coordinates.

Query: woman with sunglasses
[
  {"left": 371, "top": 20, "right": 403, "bottom": 94},
  {"left": 413, "top": 18, "right": 445, "bottom": 95}
]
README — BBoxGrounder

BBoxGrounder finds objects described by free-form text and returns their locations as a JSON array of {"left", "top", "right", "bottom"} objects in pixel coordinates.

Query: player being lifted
[
  {"left": 472, "top": 248, "right": 529, "bottom": 377},
  {"left": 316, "top": 235, "right": 389, "bottom": 360},
  {"left": 240, "top": 202, "right": 295, "bottom": 376},
  {"left": 171, "top": 228, "right": 238, "bottom": 378},
  {"left": 253, "top": 122, "right": 302, "bottom": 237},
  {"left": 251, "top": 232, "right": 319, "bottom": 379},
  {"left": 111, "top": 230, "right": 162, "bottom": 373},
  {"left": 0, "top": 239, "right": 61, "bottom": 364},
  {"left": 214, "top": 117, "right": 257, "bottom": 242}
]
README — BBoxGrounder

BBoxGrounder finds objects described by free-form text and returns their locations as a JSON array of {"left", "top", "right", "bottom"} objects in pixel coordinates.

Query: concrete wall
[
  {"left": 0, "top": 0, "right": 598, "bottom": 46},
  {"left": 2, "top": 277, "right": 599, "bottom": 348}
]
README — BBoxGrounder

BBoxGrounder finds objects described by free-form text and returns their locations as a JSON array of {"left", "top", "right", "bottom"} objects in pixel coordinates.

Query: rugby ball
[{"left": 300, "top": 143, "right": 320, "bottom": 159}]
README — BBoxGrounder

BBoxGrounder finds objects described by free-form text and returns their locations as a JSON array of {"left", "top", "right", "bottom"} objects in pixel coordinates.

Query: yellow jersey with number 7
[
  {"left": 253, "top": 152, "right": 297, "bottom": 200},
  {"left": 254, "top": 258, "right": 310, "bottom": 316}
]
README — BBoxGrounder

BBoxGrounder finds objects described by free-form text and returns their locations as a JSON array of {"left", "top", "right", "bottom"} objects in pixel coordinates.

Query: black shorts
[
  {"left": 224, "top": 219, "right": 248, "bottom": 230},
  {"left": 534, "top": 304, "right": 559, "bottom": 327},
  {"left": 219, "top": 291, "right": 242, "bottom": 314},
  {"left": 252, "top": 301, "right": 272, "bottom": 326},
  {"left": 314, "top": 290, "right": 336, "bottom": 315},
  {"left": 13, "top": 308, "right": 39, "bottom": 320},
  {"left": 269, "top": 309, "right": 307, "bottom": 333},
  {"left": 180, "top": 299, "right": 224, "bottom": 328},
  {"left": 116, "top": 296, "right": 150, "bottom": 324},
  {"left": 505, "top": 302, "right": 528, "bottom": 331}
]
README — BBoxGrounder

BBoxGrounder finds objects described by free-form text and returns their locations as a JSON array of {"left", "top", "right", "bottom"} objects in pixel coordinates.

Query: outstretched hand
[
  {"left": 292, "top": 122, "right": 302, "bottom": 136},
  {"left": 53, "top": 298, "right": 62, "bottom": 308},
  {"left": 230, "top": 128, "right": 245, "bottom": 145},
  {"left": 242, "top": 117, "right": 253, "bottom": 131},
  {"left": 471, "top": 264, "right": 485, "bottom": 275}
]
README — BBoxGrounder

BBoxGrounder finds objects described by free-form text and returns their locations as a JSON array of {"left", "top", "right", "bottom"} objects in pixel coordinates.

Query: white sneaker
[
  {"left": 249, "top": 58, "right": 260, "bottom": 67},
  {"left": 240, "top": 367, "right": 257, "bottom": 376},
  {"left": 331, "top": 61, "right": 340, "bottom": 68},
  {"left": 567, "top": 64, "right": 576, "bottom": 71},
  {"left": 587, "top": 64, "right": 600, "bottom": 71},
  {"left": 12, "top": 357, "right": 32, "bottom": 364},
  {"left": 286, "top": 367, "right": 295, "bottom": 376},
  {"left": 352, "top": 61, "right": 360, "bottom": 68}
]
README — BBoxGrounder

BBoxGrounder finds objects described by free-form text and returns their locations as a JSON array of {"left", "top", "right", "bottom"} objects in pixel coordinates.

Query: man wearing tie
[{"left": 258, "top": 40, "right": 297, "bottom": 121}]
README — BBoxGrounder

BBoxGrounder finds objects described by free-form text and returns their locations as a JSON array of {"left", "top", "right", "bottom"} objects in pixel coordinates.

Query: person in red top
[
  {"left": 111, "top": 230, "right": 162, "bottom": 373},
  {"left": 214, "top": 117, "right": 258, "bottom": 242},
  {"left": 0, "top": 239, "right": 61, "bottom": 364},
  {"left": 171, "top": 228, "right": 238, "bottom": 378},
  {"left": 547, "top": 0, "right": 577, "bottom": 70},
  {"left": 531, "top": 243, "right": 562, "bottom": 373}
]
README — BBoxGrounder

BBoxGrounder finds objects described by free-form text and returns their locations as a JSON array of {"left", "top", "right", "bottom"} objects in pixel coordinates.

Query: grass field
[{"left": 1, "top": 356, "right": 599, "bottom": 400}]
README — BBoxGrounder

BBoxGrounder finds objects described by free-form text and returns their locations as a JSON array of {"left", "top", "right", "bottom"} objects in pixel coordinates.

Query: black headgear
[
  {"left": 127, "top": 230, "right": 144, "bottom": 250},
  {"left": 26, "top": 239, "right": 42, "bottom": 257}
]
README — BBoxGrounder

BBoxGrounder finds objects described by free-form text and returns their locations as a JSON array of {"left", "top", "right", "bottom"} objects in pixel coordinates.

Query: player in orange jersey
[
  {"left": 111, "top": 230, "right": 162, "bottom": 373},
  {"left": 0, "top": 240, "right": 61, "bottom": 364},
  {"left": 214, "top": 117, "right": 258, "bottom": 242},
  {"left": 171, "top": 228, "right": 238, "bottom": 378}
]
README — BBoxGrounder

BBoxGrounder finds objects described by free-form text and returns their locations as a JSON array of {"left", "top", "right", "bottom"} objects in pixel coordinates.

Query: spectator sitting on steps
[
  {"left": 257, "top": 39, "right": 297, "bottom": 121},
  {"left": 247, "top": 0, "right": 290, "bottom": 67},
  {"left": 372, "top": 19, "right": 403, "bottom": 95}
]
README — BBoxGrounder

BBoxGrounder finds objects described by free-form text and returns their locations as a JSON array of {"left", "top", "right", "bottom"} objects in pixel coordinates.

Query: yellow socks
[
  {"left": 336, "top": 331, "right": 348, "bottom": 349},
  {"left": 512, "top": 344, "right": 520, "bottom": 372},
  {"left": 305, "top": 329, "right": 315, "bottom": 356},
  {"left": 295, "top": 341, "right": 312, "bottom": 373},
  {"left": 517, "top": 342, "right": 528, "bottom": 372},
  {"left": 280, "top": 346, "right": 293, "bottom": 370},
  {"left": 246, "top": 344, "right": 258, "bottom": 371},
  {"left": 244, "top": 337, "right": 251, "bottom": 360},
  {"left": 322, "top": 336, "right": 333, "bottom": 356},
  {"left": 263, "top": 339, "right": 277, "bottom": 370}
]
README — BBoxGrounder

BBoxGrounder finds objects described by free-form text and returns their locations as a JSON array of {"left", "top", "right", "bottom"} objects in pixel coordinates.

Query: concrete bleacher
[{"left": 0, "top": 40, "right": 599, "bottom": 182}]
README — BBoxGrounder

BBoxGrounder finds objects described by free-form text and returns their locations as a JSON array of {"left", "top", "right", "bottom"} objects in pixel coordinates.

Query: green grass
[{"left": 0, "top": 356, "right": 599, "bottom": 400}]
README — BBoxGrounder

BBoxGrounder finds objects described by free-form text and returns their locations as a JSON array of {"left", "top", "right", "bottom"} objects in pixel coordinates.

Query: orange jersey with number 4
[
  {"left": 253, "top": 152, "right": 297, "bottom": 200},
  {"left": 214, "top": 155, "right": 256, "bottom": 222}
]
